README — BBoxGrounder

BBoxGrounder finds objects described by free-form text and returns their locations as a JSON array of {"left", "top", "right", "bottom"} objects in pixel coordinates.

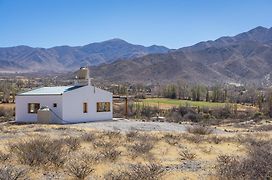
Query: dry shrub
[
  {"left": 211, "top": 105, "right": 233, "bottom": 119},
  {"left": 9, "top": 137, "right": 67, "bottom": 167},
  {"left": 105, "top": 163, "right": 165, "bottom": 180},
  {"left": 163, "top": 134, "right": 181, "bottom": 146},
  {"left": 181, "top": 133, "right": 204, "bottom": 144},
  {"left": 0, "top": 165, "right": 27, "bottom": 180},
  {"left": 167, "top": 106, "right": 196, "bottom": 123},
  {"left": 253, "top": 124, "right": 272, "bottom": 132},
  {"left": 105, "top": 131, "right": 122, "bottom": 140},
  {"left": 0, "top": 107, "right": 14, "bottom": 117},
  {"left": 208, "top": 135, "right": 223, "bottom": 144},
  {"left": 217, "top": 140, "right": 272, "bottom": 179},
  {"left": 93, "top": 140, "right": 117, "bottom": 149},
  {"left": 126, "top": 131, "right": 140, "bottom": 142},
  {"left": 62, "top": 136, "right": 81, "bottom": 151},
  {"left": 65, "top": 152, "right": 94, "bottom": 179},
  {"left": 92, "top": 139, "right": 121, "bottom": 162},
  {"left": 183, "top": 112, "right": 201, "bottom": 122},
  {"left": 217, "top": 155, "right": 240, "bottom": 179},
  {"left": 0, "top": 151, "right": 10, "bottom": 162},
  {"left": 128, "top": 141, "right": 154, "bottom": 159},
  {"left": 81, "top": 133, "right": 96, "bottom": 142},
  {"left": 179, "top": 148, "right": 197, "bottom": 161},
  {"left": 186, "top": 125, "right": 213, "bottom": 135},
  {"left": 126, "top": 131, "right": 159, "bottom": 156},
  {"left": 126, "top": 131, "right": 158, "bottom": 143},
  {"left": 100, "top": 148, "right": 121, "bottom": 162}
]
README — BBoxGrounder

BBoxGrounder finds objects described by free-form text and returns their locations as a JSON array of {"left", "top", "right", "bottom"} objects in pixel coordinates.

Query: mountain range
[
  {"left": 89, "top": 26, "right": 272, "bottom": 85},
  {"left": 1, "top": 26, "right": 272, "bottom": 85},
  {"left": 0, "top": 39, "right": 169, "bottom": 72}
]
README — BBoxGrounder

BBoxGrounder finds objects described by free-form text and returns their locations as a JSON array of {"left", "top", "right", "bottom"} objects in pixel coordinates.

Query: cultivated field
[
  {"left": 142, "top": 98, "right": 226, "bottom": 108},
  {"left": 0, "top": 119, "right": 271, "bottom": 179},
  {"left": 138, "top": 98, "right": 255, "bottom": 111}
]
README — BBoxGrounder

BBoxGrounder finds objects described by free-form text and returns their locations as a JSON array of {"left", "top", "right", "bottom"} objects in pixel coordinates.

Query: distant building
[{"left": 15, "top": 67, "right": 113, "bottom": 124}]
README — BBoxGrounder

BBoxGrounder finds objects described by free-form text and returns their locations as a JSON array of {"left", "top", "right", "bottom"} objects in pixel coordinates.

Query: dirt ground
[{"left": 0, "top": 119, "right": 271, "bottom": 179}]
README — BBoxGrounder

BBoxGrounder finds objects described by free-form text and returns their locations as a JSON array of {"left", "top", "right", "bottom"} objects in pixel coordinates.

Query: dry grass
[
  {"left": 0, "top": 122, "right": 271, "bottom": 179},
  {"left": 0, "top": 165, "right": 27, "bottom": 180}
]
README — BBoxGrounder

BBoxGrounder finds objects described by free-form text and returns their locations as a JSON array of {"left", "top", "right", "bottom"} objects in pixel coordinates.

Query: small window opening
[
  {"left": 83, "top": 102, "right": 88, "bottom": 113},
  {"left": 28, "top": 103, "right": 40, "bottom": 114}
]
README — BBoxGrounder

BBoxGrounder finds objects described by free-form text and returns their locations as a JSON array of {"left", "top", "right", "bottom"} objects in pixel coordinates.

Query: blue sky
[{"left": 0, "top": 0, "right": 272, "bottom": 48}]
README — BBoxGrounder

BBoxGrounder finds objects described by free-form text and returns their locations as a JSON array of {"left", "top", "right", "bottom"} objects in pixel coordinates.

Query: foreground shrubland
[{"left": 0, "top": 123, "right": 271, "bottom": 179}]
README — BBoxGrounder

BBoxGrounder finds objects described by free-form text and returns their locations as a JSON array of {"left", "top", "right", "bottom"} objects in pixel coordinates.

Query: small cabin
[{"left": 15, "top": 67, "right": 113, "bottom": 124}]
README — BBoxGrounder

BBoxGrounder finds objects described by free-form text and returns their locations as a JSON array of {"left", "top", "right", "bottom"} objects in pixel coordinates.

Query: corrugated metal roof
[{"left": 18, "top": 86, "right": 84, "bottom": 96}]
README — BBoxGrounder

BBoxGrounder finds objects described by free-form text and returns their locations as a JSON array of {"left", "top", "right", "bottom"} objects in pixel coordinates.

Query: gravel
[{"left": 73, "top": 118, "right": 224, "bottom": 133}]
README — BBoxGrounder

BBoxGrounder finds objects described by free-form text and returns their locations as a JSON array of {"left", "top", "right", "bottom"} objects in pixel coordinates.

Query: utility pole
[{"left": 125, "top": 95, "right": 128, "bottom": 118}]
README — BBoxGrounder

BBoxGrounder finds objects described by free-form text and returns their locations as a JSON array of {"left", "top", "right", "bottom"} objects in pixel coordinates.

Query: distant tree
[{"left": 206, "top": 88, "right": 210, "bottom": 102}]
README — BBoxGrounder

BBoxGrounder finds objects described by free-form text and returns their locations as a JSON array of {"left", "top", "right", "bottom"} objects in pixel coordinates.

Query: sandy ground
[{"left": 73, "top": 118, "right": 225, "bottom": 134}]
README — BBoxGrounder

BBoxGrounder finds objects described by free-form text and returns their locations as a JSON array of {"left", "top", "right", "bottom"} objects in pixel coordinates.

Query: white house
[{"left": 15, "top": 84, "right": 113, "bottom": 124}]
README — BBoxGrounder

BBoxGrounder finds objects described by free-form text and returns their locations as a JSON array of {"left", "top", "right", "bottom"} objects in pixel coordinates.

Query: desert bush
[
  {"left": 179, "top": 148, "right": 197, "bottom": 161},
  {"left": 128, "top": 141, "right": 154, "bottom": 159},
  {"left": 0, "top": 107, "right": 14, "bottom": 117},
  {"left": 65, "top": 152, "right": 94, "bottom": 180},
  {"left": 253, "top": 124, "right": 272, "bottom": 131},
  {"left": 126, "top": 130, "right": 139, "bottom": 142},
  {"left": 9, "top": 137, "right": 67, "bottom": 167},
  {"left": 167, "top": 106, "right": 197, "bottom": 123},
  {"left": 174, "top": 106, "right": 195, "bottom": 117},
  {"left": 105, "top": 131, "right": 122, "bottom": 140},
  {"left": 140, "top": 105, "right": 158, "bottom": 120},
  {"left": 167, "top": 111, "right": 183, "bottom": 123},
  {"left": 93, "top": 140, "right": 117, "bottom": 149},
  {"left": 100, "top": 148, "right": 121, "bottom": 162},
  {"left": 181, "top": 133, "right": 204, "bottom": 144},
  {"left": 216, "top": 140, "right": 272, "bottom": 179},
  {"left": 126, "top": 131, "right": 158, "bottom": 143},
  {"left": 217, "top": 155, "right": 241, "bottom": 179},
  {"left": 81, "top": 133, "right": 96, "bottom": 142},
  {"left": 104, "top": 170, "right": 128, "bottom": 180},
  {"left": 186, "top": 125, "right": 213, "bottom": 135},
  {"left": 106, "top": 163, "right": 165, "bottom": 180},
  {"left": 0, "top": 165, "right": 27, "bottom": 180},
  {"left": 0, "top": 151, "right": 10, "bottom": 162},
  {"left": 211, "top": 105, "right": 233, "bottom": 119},
  {"left": 183, "top": 112, "right": 201, "bottom": 122},
  {"left": 208, "top": 135, "right": 223, "bottom": 144},
  {"left": 127, "top": 163, "right": 165, "bottom": 180},
  {"left": 62, "top": 136, "right": 81, "bottom": 151},
  {"left": 93, "top": 139, "right": 121, "bottom": 162},
  {"left": 163, "top": 134, "right": 180, "bottom": 146}
]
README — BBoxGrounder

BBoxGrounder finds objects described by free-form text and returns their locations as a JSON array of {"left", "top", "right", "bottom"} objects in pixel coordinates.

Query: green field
[{"left": 141, "top": 98, "right": 227, "bottom": 108}]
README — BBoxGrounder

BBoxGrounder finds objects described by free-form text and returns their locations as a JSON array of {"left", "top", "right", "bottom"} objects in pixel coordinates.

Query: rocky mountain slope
[
  {"left": 90, "top": 26, "right": 272, "bottom": 84},
  {"left": 0, "top": 39, "right": 169, "bottom": 72}
]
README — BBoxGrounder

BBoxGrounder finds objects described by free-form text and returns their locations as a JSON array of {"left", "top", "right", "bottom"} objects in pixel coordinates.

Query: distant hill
[
  {"left": 90, "top": 26, "right": 272, "bottom": 85},
  {"left": 0, "top": 39, "right": 169, "bottom": 72}
]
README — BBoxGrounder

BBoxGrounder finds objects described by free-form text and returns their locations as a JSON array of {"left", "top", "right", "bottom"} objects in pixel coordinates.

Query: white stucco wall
[
  {"left": 62, "top": 85, "right": 113, "bottom": 123},
  {"left": 15, "top": 95, "right": 63, "bottom": 123}
]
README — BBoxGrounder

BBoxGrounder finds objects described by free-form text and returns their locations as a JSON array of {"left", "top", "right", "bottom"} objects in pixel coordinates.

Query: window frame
[
  {"left": 96, "top": 102, "right": 111, "bottom": 112},
  {"left": 28, "top": 103, "right": 40, "bottom": 114}
]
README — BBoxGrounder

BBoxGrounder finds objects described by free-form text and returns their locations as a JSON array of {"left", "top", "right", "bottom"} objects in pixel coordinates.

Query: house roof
[{"left": 18, "top": 86, "right": 84, "bottom": 96}]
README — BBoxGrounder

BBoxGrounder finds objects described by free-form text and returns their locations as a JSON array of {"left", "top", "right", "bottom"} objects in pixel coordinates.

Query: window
[
  {"left": 83, "top": 102, "right": 88, "bottom": 113},
  {"left": 97, "top": 102, "right": 110, "bottom": 112},
  {"left": 28, "top": 103, "right": 40, "bottom": 114},
  {"left": 53, "top": 103, "right": 57, "bottom": 107}
]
